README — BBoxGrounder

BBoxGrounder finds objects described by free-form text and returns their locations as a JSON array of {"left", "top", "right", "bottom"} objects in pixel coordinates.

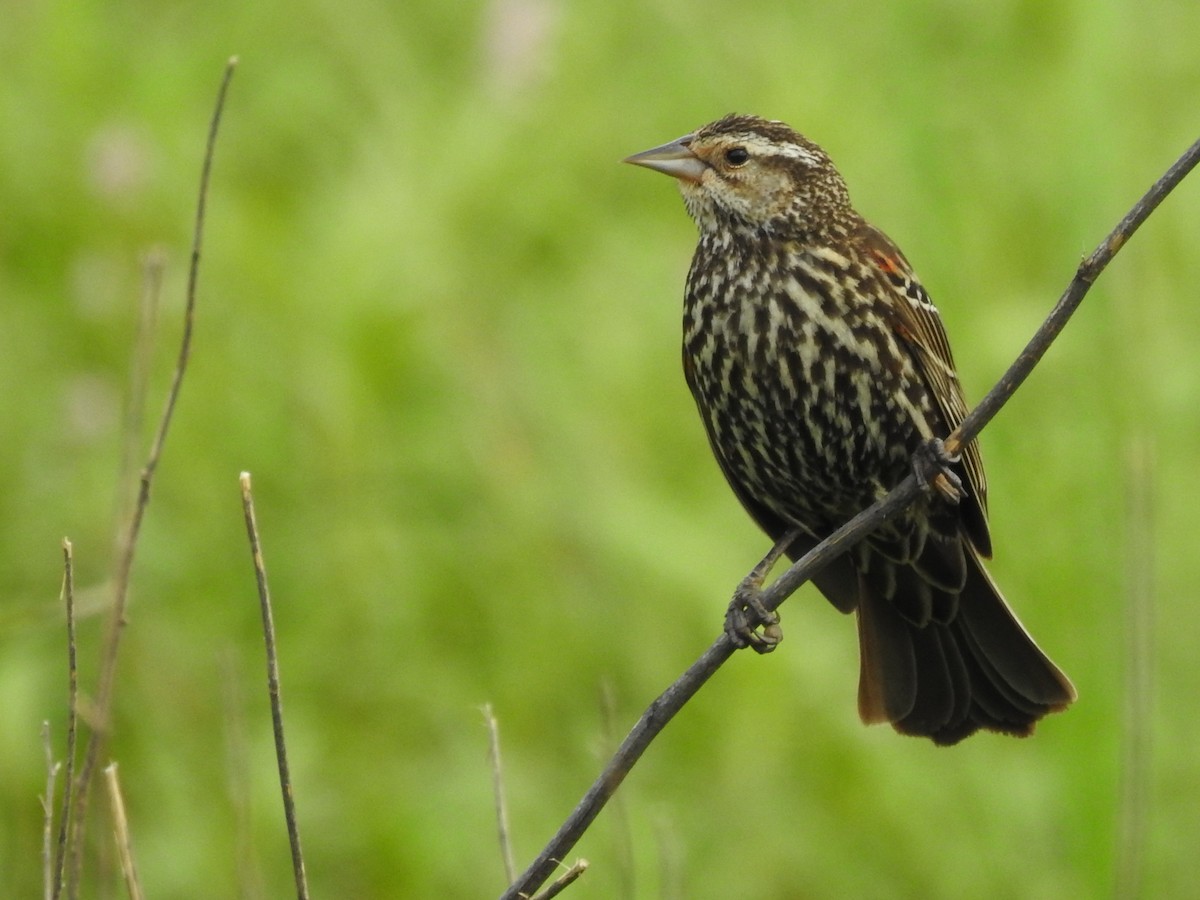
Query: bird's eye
[{"left": 724, "top": 146, "right": 750, "bottom": 166}]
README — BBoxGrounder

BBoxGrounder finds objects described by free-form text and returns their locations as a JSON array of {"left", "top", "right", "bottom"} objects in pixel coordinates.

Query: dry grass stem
[
  {"left": 55, "top": 539, "right": 78, "bottom": 900},
  {"left": 240, "top": 472, "right": 310, "bottom": 900},
  {"left": 68, "top": 58, "right": 239, "bottom": 886},
  {"left": 528, "top": 859, "right": 589, "bottom": 900},
  {"left": 484, "top": 703, "right": 517, "bottom": 884},
  {"left": 598, "top": 682, "right": 634, "bottom": 899},
  {"left": 102, "top": 764, "right": 143, "bottom": 900},
  {"left": 41, "top": 722, "right": 60, "bottom": 900},
  {"left": 114, "top": 251, "right": 165, "bottom": 529}
]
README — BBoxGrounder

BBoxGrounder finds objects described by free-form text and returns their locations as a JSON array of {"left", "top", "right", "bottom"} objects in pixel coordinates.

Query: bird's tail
[{"left": 855, "top": 543, "right": 1076, "bottom": 745}]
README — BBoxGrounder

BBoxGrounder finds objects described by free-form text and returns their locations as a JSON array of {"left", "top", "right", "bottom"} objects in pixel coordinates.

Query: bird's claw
[
  {"left": 724, "top": 529, "right": 800, "bottom": 653},
  {"left": 725, "top": 590, "right": 783, "bottom": 653},
  {"left": 912, "top": 438, "right": 966, "bottom": 505}
]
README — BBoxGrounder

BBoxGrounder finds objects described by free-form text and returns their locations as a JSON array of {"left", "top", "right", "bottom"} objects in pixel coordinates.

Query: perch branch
[{"left": 502, "top": 132, "right": 1200, "bottom": 900}]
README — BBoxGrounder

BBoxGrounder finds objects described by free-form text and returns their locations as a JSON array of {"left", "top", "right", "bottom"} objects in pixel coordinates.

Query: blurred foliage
[{"left": 2, "top": 0, "right": 1199, "bottom": 896}]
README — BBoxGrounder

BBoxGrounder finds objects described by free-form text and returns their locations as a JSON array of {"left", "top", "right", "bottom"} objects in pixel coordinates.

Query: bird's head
[{"left": 625, "top": 114, "right": 852, "bottom": 238}]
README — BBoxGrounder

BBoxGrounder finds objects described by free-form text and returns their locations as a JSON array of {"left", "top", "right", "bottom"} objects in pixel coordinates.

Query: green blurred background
[{"left": 3, "top": 0, "right": 1198, "bottom": 896}]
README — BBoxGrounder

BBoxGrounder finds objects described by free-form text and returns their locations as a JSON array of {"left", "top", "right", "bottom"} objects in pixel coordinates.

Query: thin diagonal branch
[
  {"left": 501, "top": 132, "right": 1200, "bottom": 900},
  {"left": 68, "top": 57, "right": 237, "bottom": 888},
  {"left": 941, "top": 130, "right": 1200, "bottom": 461},
  {"left": 240, "top": 472, "right": 310, "bottom": 900}
]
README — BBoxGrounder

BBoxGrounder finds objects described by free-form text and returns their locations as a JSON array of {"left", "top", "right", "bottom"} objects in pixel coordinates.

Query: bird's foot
[
  {"left": 724, "top": 529, "right": 801, "bottom": 654},
  {"left": 912, "top": 438, "right": 966, "bottom": 505}
]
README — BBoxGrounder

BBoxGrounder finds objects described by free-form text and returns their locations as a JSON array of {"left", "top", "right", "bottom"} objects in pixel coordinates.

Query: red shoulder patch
[{"left": 871, "top": 248, "right": 903, "bottom": 276}]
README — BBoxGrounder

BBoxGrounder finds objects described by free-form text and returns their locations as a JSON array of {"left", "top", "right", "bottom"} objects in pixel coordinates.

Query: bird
[{"left": 625, "top": 114, "right": 1075, "bottom": 745}]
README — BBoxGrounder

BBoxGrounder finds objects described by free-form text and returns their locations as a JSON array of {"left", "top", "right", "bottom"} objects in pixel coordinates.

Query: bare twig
[
  {"left": 240, "top": 472, "right": 310, "bottom": 900},
  {"left": 69, "top": 58, "right": 238, "bottom": 886},
  {"left": 54, "top": 539, "right": 78, "bottom": 900},
  {"left": 502, "top": 133, "right": 1200, "bottom": 900},
  {"left": 483, "top": 703, "right": 517, "bottom": 884},
  {"left": 1114, "top": 438, "right": 1155, "bottom": 898},
  {"left": 528, "top": 859, "right": 589, "bottom": 900},
  {"left": 102, "top": 764, "right": 144, "bottom": 900},
  {"left": 41, "top": 722, "right": 61, "bottom": 900}
]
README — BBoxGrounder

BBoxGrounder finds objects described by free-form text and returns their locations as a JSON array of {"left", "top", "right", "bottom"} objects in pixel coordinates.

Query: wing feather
[{"left": 855, "top": 223, "right": 992, "bottom": 557}]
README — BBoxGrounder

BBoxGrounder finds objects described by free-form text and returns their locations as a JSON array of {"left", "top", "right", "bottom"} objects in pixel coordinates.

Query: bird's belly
[{"left": 687, "top": 320, "right": 925, "bottom": 529}]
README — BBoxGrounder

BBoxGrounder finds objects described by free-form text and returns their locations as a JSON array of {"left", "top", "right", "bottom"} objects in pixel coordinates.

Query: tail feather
[
  {"left": 851, "top": 543, "right": 1074, "bottom": 745},
  {"left": 897, "top": 625, "right": 972, "bottom": 739},
  {"left": 956, "top": 545, "right": 1077, "bottom": 708},
  {"left": 856, "top": 583, "right": 916, "bottom": 724}
]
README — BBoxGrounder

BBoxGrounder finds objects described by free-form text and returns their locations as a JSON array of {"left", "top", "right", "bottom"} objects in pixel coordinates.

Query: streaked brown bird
[{"left": 626, "top": 114, "right": 1075, "bottom": 744}]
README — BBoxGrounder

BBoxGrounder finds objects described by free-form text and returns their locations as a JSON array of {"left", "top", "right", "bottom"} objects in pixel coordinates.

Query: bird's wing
[{"left": 856, "top": 223, "right": 992, "bottom": 557}]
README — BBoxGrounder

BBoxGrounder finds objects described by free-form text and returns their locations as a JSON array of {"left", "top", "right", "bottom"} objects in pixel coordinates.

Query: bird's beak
[{"left": 623, "top": 135, "right": 708, "bottom": 183}]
